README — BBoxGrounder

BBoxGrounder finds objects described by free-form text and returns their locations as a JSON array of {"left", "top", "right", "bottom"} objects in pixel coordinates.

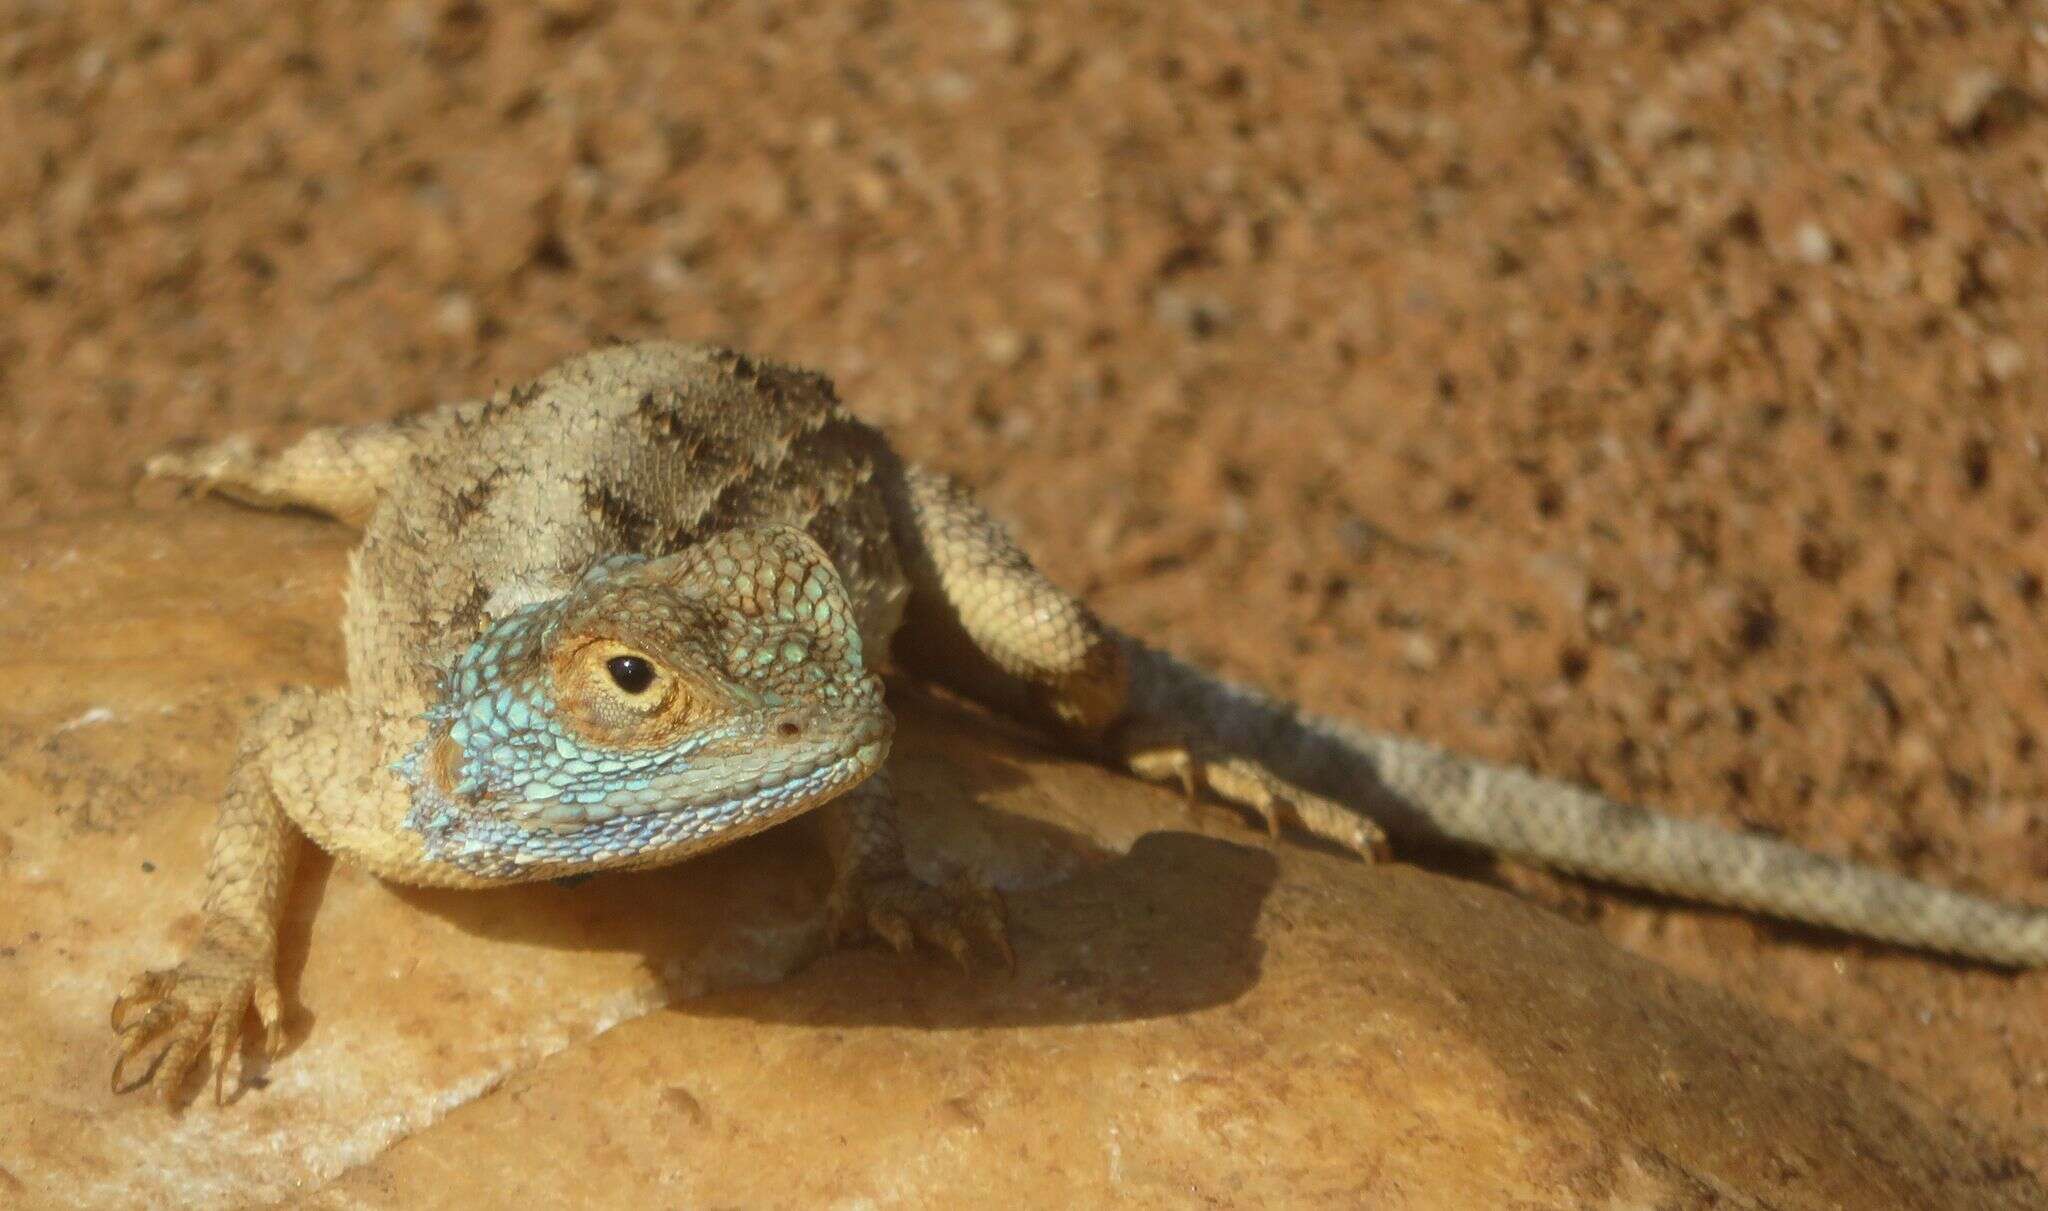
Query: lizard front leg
[
  {"left": 819, "top": 766, "right": 1011, "bottom": 969},
  {"left": 110, "top": 683, "right": 479, "bottom": 1104},
  {"left": 144, "top": 404, "right": 485, "bottom": 528},
  {"left": 111, "top": 693, "right": 310, "bottom": 1105}
]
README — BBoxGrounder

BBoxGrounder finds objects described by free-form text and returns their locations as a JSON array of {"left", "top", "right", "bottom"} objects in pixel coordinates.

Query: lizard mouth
[
  {"left": 403, "top": 713, "right": 892, "bottom": 879},
  {"left": 512, "top": 717, "right": 892, "bottom": 831}
]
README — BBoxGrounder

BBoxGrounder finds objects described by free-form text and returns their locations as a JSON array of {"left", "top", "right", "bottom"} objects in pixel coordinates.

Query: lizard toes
[
  {"left": 918, "top": 914, "right": 976, "bottom": 972},
  {"left": 208, "top": 1010, "right": 241, "bottom": 1107},
  {"left": 253, "top": 978, "right": 287, "bottom": 1059},
  {"left": 944, "top": 872, "right": 1013, "bottom": 971},
  {"left": 866, "top": 905, "right": 920, "bottom": 955},
  {"left": 110, "top": 996, "right": 184, "bottom": 1094},
  {"left": 829, "top": 872, "right": 1011, "bottom": 971},
  {"left": 110, "top": 959, "right": 269, "bottom": 1105},
  {"left": 1205, "top": 757, "right": 1392, "bottom": 863},
  {"left": 150, "top": 1026, "right": 209, "bottom": 1105},
  {"left": 144, "top": 434, "right": 258, "bottom": 488},
  {"left": 111, "top": 968, "right": 175, "bottom": 1032}
]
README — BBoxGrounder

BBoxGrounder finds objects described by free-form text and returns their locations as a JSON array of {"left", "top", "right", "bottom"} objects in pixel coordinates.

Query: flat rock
[{"left": 0, "top": 508, "right": 2039, "bottom": 1210}]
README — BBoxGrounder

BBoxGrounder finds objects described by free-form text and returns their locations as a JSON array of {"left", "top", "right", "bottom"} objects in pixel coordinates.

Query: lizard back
[{"left": 343, "top": 342, "right": 910, "bottom": 710}]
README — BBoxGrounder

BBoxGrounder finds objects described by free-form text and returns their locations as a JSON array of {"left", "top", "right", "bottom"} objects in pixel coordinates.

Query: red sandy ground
[{"left": 4, "top": 0, "right": 2045, "bottom": 1178}]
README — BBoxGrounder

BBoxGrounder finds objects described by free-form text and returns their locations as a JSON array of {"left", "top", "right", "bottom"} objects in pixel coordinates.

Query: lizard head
[{"left": 396, "top": 524, "right": 892, "bottom": 878}]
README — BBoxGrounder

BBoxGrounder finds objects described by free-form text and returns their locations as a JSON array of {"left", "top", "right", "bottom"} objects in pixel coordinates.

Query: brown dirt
[{"left": 4, "top": 0, "right": 2045, "bottom": 1178}]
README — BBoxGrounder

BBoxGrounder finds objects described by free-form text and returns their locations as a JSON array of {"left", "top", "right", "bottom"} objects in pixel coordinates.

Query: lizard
[{"left": 112, "top": 340, "right": 2048, "bottom": 1106}]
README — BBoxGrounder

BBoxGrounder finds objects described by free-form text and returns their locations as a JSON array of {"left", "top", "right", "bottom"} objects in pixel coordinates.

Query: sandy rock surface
[
  {"left": 5, "top": 0, "right": 2048, "bottom": 1189},
  {"left": 1, "top": 509, "right": 2042, "bottom": 1209}
]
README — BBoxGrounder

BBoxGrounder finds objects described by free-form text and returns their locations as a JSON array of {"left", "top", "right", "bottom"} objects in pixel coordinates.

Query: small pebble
[
  {"left": 1984, "top": 337, "right": 2027, "bottom": 384},
  {"left": 1790, "top": 222, "right": 1835, "bottom": 266}
]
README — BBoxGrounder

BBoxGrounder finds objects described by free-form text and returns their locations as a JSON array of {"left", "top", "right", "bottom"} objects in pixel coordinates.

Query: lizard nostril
[{"left": 776, "top": 718, "right": 803, "bottom": 738}]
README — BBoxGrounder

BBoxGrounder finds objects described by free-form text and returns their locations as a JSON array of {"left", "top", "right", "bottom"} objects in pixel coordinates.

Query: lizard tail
[
  {"left": 1323, "top": 724, "right": 2048, "bottom": 967},
  {"left": 1122, "top": 642, "right": 2048, "bottom": 967}
]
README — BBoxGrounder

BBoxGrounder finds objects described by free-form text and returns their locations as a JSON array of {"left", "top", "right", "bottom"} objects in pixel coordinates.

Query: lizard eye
[{"left": 606, "top": 655, "right": 656, "bottom": 694}]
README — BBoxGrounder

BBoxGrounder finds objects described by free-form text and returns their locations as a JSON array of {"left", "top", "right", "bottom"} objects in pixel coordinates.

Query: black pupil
[{"left": 606, "top": 655, "right": 655, "bottom": 694}]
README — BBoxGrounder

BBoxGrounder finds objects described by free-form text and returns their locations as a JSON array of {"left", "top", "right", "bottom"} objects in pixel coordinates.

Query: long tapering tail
[{"left": 1120, "top": 641, "right": 2048, "bottom": 967}]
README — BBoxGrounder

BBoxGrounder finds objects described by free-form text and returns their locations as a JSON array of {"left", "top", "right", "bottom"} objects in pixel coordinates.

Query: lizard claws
[
  {"left": 1123, "top": 727, "right": 1392, "bottom": 862},
  {"left": 1203, "top": 754, "right": 1393, "bottom": 861},
  {"left": 827, "top": 871, "right": 1012, "bottom": 972},
  {"left": 110, "top": 940, "right": 284, "bottom": 1106},
  {"left": 110, "top": 985, "right": 184, "bottom": 1094}
]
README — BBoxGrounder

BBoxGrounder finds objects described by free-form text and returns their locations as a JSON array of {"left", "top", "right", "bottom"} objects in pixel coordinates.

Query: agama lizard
[{"left": 113, "top": 341, "right": 2048, "bottom": 1105}]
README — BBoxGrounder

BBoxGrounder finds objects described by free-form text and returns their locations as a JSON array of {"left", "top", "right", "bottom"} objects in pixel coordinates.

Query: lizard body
[{"left": 114, "top": 341, "right": 2048, "bottom": 1104}]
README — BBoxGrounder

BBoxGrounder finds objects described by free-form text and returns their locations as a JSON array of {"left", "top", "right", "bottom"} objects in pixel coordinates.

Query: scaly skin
[
  {"left": 394, "top": 531, "right": 889, "bottom": 880},
  {"left": 116, "top": 341, "right": 2047, "bottom": 1107},
  {"left": 117, "top": 343, "right": 1018, "bottom": 1102}
]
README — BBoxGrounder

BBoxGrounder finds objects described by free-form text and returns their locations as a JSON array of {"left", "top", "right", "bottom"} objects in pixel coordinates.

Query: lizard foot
[
  {"left": 1124, "top": 735, "right": 1392, "bottom": 862},
  {"left": 144, "top": 433, "right": 261, "bottom": 491},
  {"left": 827, "top": 871, "right": 1013, "bottom": 971},
  {"left": 111, "top": 932, "right": 283, "bottom": 1107}
]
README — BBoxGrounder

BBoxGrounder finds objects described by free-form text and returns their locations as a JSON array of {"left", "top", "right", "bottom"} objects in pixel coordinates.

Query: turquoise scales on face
[{"left": 392, "top": 540, "right": 890, "bottom": 879}]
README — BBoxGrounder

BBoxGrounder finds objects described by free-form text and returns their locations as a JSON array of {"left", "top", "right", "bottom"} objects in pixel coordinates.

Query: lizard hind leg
[
  {"left": 883, "top": 464, "right": 1130, "bottom": 735},
  {"left": 883, "top": 463, "right": 1389, "bottom": 862}
]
